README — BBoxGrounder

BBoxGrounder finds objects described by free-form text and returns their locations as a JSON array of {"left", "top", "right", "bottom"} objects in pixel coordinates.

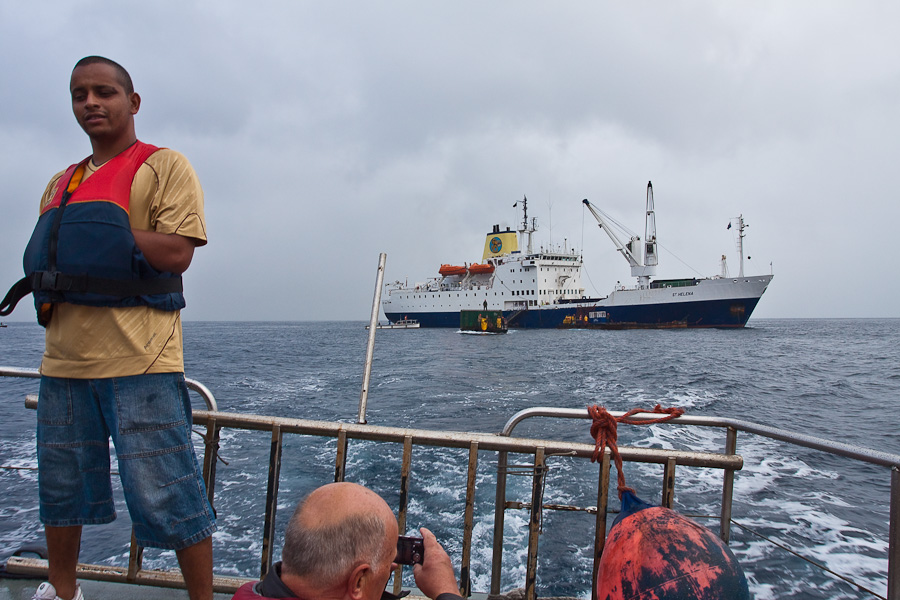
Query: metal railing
[
  {"left": 0, "top": 366, "right": 218, "bottom": 411},
  {"left": 3, "top": 367, "right": 899, "bottom": 599},
  {"left": 3, "top": 367, "right": 743, "bottom": 598},
  {"left": 180, "top": 406, "right": 742, "bottom": 600},
  {"left": 497, "top": 407, "right": 900, "bottom": 600}
]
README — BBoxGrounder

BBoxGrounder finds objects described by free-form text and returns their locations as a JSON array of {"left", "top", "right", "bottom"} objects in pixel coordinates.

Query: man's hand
[{"left": 412, "top": 528, "right": 460, "bottom": 599}]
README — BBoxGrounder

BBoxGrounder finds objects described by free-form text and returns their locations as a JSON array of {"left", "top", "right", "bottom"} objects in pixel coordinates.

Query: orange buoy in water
[{"left": 596, "top": 490, "right": 749, "bottom": 600}]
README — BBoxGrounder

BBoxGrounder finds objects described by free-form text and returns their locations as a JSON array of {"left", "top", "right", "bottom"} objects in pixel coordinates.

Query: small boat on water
[
  {"left": 365, "top": 318, "right": 420, "bottom": 330},
  {"left": 460, "top": 309, "right": 507, "bottom": 333}
]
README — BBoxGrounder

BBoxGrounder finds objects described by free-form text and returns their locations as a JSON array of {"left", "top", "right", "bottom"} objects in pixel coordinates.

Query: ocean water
[{"left": 1, "top": 318, "right": 898, "bottom": 599}]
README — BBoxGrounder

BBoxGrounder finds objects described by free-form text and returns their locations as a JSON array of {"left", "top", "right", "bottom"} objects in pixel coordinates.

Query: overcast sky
[{"left": 1, "top": 2, "right": 897, "bottom": 321}]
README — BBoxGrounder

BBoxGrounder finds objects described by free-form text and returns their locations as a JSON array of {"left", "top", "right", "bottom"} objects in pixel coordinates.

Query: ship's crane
[
  {"left": 583, "top": 181, "right": 658, "bottom": 288},
  {"left": 643, "top": 182, "right": 658, "bottom": 269}
]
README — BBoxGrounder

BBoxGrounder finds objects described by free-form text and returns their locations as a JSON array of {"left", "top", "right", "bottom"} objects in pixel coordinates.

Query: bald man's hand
[{"left": 412, "top": 528, "right": 461, "bottom": 600}]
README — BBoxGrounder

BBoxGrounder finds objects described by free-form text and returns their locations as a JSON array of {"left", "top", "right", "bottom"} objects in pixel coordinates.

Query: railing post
[
  {"left": 592, "top": 450, "right": 611, "bottom": 600},
  {"left": 491, "top": 450, "right": 509, "bottom": 595},
  {"left": 126, "top": 531, "right": 143, "bottom": 582},
  {"left": 260, "top": 425, "right": 283, "bottom": 579},
  {"left": 525, "top": 448, "right": 546, "bottom": 600},
  {"left": 889, "top": 466, "right": 900, "bottom": 600},
  {"left": 201, "top": 416, "right": 220, "bottom": 507},
  {"left": 662, "top": 457, "right": 676, "bottom": 508},
  {"left": 334, "top": 429, "right": 348, "bottom": 483},
  {"left": 393, "top": 436, "right": 413, "bottom": 596},
  {"left": 460, "top": 442, "right": 479, "bottom": 598},
  {"left": 720, "top": 427, "right": 738, "bottom": 543}
]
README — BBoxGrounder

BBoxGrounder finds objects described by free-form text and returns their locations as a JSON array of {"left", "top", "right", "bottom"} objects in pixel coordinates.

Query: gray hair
[{"left": 281, "top": 505, "right": 388, "bottom": 587}]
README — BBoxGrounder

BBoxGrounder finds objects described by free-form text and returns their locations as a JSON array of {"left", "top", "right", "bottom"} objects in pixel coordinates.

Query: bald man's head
[{"left": 281, "top": 483, "right": 399, "bottom": 591}]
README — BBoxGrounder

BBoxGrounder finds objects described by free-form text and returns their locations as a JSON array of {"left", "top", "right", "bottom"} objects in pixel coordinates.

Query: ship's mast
[
  {"left": 518, "top": 195, "right": 536, "bottom": 254},
  {"left": 734, "top": 214, "right": 747, "bottom": 277}
]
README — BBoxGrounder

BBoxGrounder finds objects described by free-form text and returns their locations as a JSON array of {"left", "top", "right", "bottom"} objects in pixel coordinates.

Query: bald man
[{"left": 232, "top": 483, "right": 463, "bottom": 600}]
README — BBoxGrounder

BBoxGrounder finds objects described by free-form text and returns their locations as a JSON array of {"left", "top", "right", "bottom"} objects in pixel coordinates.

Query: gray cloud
[{"left": 1, "top": 1, "right": 898, "bottom": 321}]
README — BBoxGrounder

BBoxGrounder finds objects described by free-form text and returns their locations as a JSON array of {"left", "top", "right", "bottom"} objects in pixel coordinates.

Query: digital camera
[{"left": 395, "top": 536, "right": 424, "bottom": 565}]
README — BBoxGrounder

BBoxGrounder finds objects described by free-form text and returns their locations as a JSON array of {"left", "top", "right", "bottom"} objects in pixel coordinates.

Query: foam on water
[{"left": 1, "top": 319, "right": 898, "bottom": 599}]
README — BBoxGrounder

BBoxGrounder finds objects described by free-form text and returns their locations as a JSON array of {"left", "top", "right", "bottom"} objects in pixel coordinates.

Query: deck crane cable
[
  {"left": 588, "top": 404, "right": 685, "bottom": 498},
  {"left": 655, "top": 240, "right": 705, "bottom": 277},
  {"left": 589, "top": 205, "right": 638, "bottom": 241}
]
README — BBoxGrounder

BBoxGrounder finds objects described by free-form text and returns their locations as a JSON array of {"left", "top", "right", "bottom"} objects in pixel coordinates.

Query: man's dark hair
[{"left": 73, "top": 56, "right": 134, "bottom": 95}]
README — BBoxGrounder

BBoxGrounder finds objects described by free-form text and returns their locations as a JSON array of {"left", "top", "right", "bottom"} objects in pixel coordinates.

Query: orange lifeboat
[
  {"left": 468, "top": 263, "right": 494, "bottom": 275},
  {"left": 438, "top": 264, "right": 467, "bottom": 277}
]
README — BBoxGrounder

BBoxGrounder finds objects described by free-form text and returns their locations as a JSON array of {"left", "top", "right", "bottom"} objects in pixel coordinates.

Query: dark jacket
[{"left": 230, "top": 562, "right": 460, "bottom": 600}]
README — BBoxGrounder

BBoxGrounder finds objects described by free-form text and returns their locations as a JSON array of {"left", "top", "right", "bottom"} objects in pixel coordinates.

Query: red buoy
[{"left": 596, "top": 491, "right": 749, "bottom": 600}]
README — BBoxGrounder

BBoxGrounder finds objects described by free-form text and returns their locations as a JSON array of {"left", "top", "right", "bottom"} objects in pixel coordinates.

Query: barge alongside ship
[{"left": 383, "top": 183, "right": 772, "bottom": 329}]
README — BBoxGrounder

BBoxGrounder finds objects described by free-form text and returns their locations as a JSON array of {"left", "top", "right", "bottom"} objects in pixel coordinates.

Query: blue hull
[{"left": 386, "top": 296, "right": 762, "bottom": 329}]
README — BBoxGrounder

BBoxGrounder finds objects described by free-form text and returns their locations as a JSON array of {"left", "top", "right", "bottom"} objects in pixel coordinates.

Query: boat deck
[
  {"left": 0, "top": 574, "right": 442, "bottom": 600},
  {"left": 0, "top": 576, "right": 236, "bottom": 600}
]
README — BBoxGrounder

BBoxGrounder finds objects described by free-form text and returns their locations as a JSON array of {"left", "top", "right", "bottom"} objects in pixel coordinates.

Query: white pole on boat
[{"left": 359, "top": 253, "right": 386, "bottom": 424}]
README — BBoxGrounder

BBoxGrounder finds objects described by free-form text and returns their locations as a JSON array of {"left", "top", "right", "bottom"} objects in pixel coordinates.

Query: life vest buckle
[
  {"left": 32, "top": 271, "right": 83, "bottom": 292},
  {"left": 35, "top": 271, "right": 61, "bottom": 291}
]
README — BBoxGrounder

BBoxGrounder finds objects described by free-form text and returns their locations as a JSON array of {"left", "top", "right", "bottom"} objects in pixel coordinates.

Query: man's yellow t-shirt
[{"left": 38, "top": 148, "right": 207, "bottom": 379}]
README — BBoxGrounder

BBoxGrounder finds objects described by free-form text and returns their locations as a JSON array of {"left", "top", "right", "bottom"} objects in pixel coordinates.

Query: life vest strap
[
  {"left": 0, "top": 277, "right": 31, "bottom": 316},
  {"left": 0, "top": 271, "right": 184, "bottom": 317},
  {"left": 29, "top": 270, "right": 183, "bottom": 296}
]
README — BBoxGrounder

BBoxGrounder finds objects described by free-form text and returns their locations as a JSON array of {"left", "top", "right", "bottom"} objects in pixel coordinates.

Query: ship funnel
[{"left": 483, "top": 227, "right": 518, "bottom": 260}]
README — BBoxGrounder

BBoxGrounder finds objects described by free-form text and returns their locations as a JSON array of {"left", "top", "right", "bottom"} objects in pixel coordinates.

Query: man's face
[{"left": 70, "top": 63, "right": 138, "bottom": 142}]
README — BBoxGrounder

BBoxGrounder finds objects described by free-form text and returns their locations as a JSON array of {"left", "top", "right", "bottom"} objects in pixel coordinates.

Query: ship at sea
[{"left": 383, "top": 182, "right": 773, "bottom": 328}]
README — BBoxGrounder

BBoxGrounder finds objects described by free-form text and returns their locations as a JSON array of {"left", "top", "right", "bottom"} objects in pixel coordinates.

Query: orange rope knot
[{"left": 588, "top": 404, "right": 685, "bottom": 498}]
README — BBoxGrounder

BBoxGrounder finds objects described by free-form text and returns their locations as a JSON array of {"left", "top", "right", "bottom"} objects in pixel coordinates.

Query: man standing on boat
[
  {"left": 19, "top": 56, "right": 213, "bottom": 600},
  {"left": 232, "top": 482, "right": 463, "bottom": 600}
]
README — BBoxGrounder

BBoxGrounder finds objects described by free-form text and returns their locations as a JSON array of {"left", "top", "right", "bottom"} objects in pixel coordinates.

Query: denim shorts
[{"left": 37, "top": 373, "right": 216, "bottom": 550}]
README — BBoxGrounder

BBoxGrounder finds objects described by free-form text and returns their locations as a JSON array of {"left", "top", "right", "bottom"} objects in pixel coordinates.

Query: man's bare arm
[{"left": 132, "top": 230, "right": 197, "bottom": 274}]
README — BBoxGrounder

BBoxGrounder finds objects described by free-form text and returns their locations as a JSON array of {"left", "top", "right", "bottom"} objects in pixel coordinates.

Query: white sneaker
[{"left": 32, "top": 582, "right": 84, "bottom": 600}]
